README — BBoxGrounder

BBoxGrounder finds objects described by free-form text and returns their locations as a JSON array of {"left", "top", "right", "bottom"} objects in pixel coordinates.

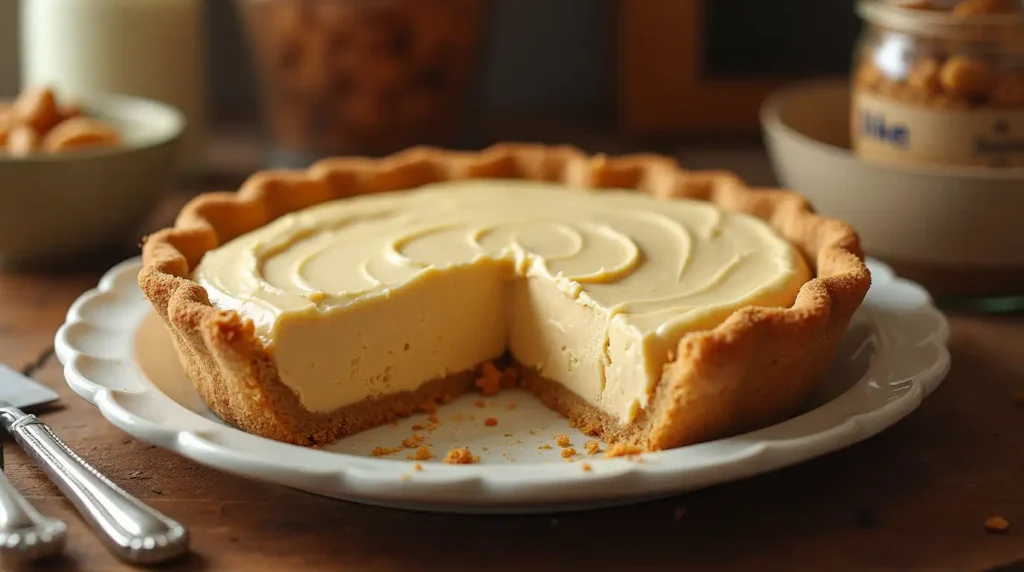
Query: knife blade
[
  {"left": 0, "top": 364, "right": 66, "bottom": 562},
  {"left": 0, "top": 364, "right": 59, "bottom": 410}
]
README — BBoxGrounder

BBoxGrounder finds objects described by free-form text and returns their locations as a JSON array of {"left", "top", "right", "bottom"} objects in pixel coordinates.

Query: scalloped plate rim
[{"left": 53, "top": 257, "right": 951, "bottom": 513}]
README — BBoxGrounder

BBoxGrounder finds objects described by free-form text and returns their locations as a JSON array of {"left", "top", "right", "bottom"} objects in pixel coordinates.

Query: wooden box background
[{"left": 618, "top": 0, "right": 860, "bottom": 135}]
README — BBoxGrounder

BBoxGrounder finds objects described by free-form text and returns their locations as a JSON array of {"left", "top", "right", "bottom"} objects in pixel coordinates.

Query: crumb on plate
[
  {"left": 500, "top": 367, "right": 518, "bottom": 387},
  {"left": 401, "top": 434, "right": 423, "bottom": 448},
  {"left": 604, "top": 443, "right": 644, "bottom": 459},
  {"left": 475, "top": 362, "right": 502, "bottom": 396},
  {"left": 556, "top": 434, "right": 571, "bottom": 447},
  {"left": 485, "top": 417, "right": 498, "bottom": 427},
  {"left": 584, "top": 440, "right": 601, "bottom": 455},
  {"left": 561, "top": 447, "right": 577, "bottom": 459},
  {"left": 985, "top": 516, "right": 1010, "bottom": 532},
  {"left": 407, "top": 446, "right": 432, "bottom": 461},
  {"left": 444, "top": 447, "right": 478, "bottom": 464}
]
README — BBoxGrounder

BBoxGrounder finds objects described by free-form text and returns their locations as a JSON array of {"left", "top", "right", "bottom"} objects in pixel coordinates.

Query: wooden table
[{"left": 2, "top": 149, "right": 1024, "bottom": 571}]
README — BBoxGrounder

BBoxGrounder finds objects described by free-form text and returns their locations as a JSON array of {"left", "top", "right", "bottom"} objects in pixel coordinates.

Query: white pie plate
[{"left": 55, "top": 257, "right": 949, "bottom": 514}]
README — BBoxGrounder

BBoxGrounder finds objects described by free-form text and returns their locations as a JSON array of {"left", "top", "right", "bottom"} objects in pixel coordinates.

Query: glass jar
[
  {"left": 236, "top": 0, "right": 487, "bottom": 166},
  {"left": 851, "top": 0, "right": 1024, "bottom": 168}
]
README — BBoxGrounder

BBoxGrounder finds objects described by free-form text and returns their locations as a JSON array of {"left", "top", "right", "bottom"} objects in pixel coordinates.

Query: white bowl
[
  {"left": 0, "top": 93, "right": 183, "bottom": 267},
  {"left": 761, "top": 78, "right": 1024, "bottom": 297}
]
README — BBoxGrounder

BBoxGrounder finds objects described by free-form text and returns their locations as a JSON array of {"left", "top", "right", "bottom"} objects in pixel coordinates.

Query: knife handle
[
  {"left": 0, "top": 406, "right": 189, "bottom": 565},
  {"left": 0, "top": 449, "right": 66, "bottom": 562}
]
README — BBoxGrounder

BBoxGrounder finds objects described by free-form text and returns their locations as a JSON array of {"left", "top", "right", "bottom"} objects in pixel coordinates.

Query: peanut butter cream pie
[{"left": 140, "top": 145, "right": 870, "bottom": 451}]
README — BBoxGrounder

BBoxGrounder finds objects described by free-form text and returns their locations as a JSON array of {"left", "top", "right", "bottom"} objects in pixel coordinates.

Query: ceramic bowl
[
  {"left": 0, "top": 93, "right": 183, "bottom": 267},
  {"left": 761, "top": 78, "right": 1024, "bottom": 297}
]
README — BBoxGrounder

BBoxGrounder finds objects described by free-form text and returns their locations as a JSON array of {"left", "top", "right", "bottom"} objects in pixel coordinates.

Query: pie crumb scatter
[
  {"left": 413, "top": 463, "right": 423, "bottom": 471},
  {"left": 584, "top": 440, "right": 601, "bottom": 455},
  {"left": 508, "top": 402, "right": 517, "bottom": 411},
  {"left": 538, "top": 444, "right": 552, "bottom": 450},
  {"left": 556, "top": 434, "right": 571, "bottom": 447},
  {"left": 444, "top": 447, "right": 477, "bottom": 464},
  {"left": 475, "top": 362, "right": 502, "bottom": 396},
  {"left": 484, "top": 417, "right": 498, "bottom": 427},
  {"left": 500, "top": 367, "right": 518, "bottom": 387},
  {"left": 561, "top": 447, "right": 577, "bottom": 459},
  {"left": 604, "top": 444, "right": 644, "bottom": 459},
  {"left": 407, "top": 446, "right": 432, "bottom": 461},
  {"left": 504, "top": 433, "right": 513, "bottom": 437},
  {"left": 581, "top": 462, "right": 592, "bottom": 472},
  {"left": 529, "top": 429, "right": 537, "bottom": 436},
  {"left": 427, "top": 414, "right": 440, "bottom": 424},
  {"left": 411, "top": 423, "right": 426, "bottom": 430},
  {"left": 401, "top": 434, "right": 423, "bottom": 448},
  {"left": 985, "top": 516, "right": 1010, "bottom": 532},
  {"left": 453, "top": 413, "right": 465, "bottom": 422},
  {"left": 474, "top": 399, "right": 486, "bottom": 408},
  {"left": 372, "top": 446, "right": 403, "bottom": 457}
]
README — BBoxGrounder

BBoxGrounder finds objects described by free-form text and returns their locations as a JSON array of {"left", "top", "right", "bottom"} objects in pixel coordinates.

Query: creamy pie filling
[{"left": 194, "top": 180, "right": 811, "bottom": 423}]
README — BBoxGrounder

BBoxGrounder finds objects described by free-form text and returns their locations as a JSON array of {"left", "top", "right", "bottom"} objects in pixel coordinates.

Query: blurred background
[
  {"left": 0, "top": 0, "right": 858, "bottom": 181},
  {"left": 2, "top": 0, "right": 1023, "bottom": 310}
]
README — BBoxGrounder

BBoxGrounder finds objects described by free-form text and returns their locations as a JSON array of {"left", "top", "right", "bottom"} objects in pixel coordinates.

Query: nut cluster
[
  {"left": 240, "top": 0, "right": 484, "bottom": 154},
  {"left": 855, "top": 0, "right": 1024, "bottom": 108},
  {"left": 856, "top": 56, "right": 1024, "bottom": 108},
  {"left": 0, "top": 86, "right": 122, "bottom": 157}
]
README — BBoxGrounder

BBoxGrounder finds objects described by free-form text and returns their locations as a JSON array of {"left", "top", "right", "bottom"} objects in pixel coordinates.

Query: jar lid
[{"left": 857, "top": 0, "right": 1024, "bottom": 42}]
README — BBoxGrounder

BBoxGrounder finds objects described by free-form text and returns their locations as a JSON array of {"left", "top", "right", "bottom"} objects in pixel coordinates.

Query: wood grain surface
[{"left": 2, "top": 179, "right": 1023, "bottom": 571}]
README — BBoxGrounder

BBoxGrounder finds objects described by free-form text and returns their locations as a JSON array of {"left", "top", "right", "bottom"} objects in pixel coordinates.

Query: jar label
[{"left": 851, "top": 91, "right": 1024, "bottom": 167}]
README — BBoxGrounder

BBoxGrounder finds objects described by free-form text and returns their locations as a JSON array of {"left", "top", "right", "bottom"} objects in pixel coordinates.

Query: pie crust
[{"left": 139, "top": 144, "right": 871, "bottom": 450}]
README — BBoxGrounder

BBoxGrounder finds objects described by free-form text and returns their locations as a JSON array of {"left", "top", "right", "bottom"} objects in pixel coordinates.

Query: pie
[{"left": 140, "top": 144, "right": 870, "bottom": 451}]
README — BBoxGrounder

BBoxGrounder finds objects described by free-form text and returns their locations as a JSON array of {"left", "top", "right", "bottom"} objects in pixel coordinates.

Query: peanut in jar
[{"left": 852, "top": 0, "right": 1024, "bottom": 167}]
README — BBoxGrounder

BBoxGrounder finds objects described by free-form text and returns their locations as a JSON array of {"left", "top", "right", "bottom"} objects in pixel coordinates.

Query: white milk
[{"left": 20, "top": 0, "right": 207, "bottom": 174}]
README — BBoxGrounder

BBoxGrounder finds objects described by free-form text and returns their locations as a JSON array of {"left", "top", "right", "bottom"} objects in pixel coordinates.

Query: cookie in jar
[{"left": 852, "top": 0, "right": 1024, "bottom": 167}]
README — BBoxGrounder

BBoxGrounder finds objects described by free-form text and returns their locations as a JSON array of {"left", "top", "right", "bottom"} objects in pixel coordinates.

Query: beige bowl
[
  {"left": 0, "top": 94, "right": 183, "bottom": 267},
  {"left": 761, "top": 78, "right": 1024, "bottom": 297}
]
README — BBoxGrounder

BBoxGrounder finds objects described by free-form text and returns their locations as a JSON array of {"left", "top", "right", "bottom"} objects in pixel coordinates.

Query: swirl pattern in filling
[{"left": 195, "top": 180, "right": 811, "bottom": 422}]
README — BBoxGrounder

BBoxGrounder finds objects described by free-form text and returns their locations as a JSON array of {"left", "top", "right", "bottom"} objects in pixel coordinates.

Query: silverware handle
[
  {"left": 0, "top": 455, "right": 66, "bottom": 562},
  {"left": 1, "top": 407, "right": 188, "bottom": 564}
]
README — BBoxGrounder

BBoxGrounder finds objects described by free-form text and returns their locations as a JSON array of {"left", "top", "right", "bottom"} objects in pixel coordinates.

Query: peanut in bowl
[{"left": 0, "top": 90, "right": 183, "bottom": 267}]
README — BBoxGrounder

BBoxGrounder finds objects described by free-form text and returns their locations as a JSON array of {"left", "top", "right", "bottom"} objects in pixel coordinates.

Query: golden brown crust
[{"left": 139, "top": 143, "right": 871, "bottom": 451}]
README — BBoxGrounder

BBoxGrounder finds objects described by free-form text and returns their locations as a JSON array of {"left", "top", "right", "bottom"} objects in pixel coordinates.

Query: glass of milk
[{"left": 19, "top": 0, "right": 207, "bottom": 177}]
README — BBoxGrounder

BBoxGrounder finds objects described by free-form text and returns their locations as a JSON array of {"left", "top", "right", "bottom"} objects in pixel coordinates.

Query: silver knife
[{"left": 0, "top": 364, "right": 189, "bottom": 564}]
